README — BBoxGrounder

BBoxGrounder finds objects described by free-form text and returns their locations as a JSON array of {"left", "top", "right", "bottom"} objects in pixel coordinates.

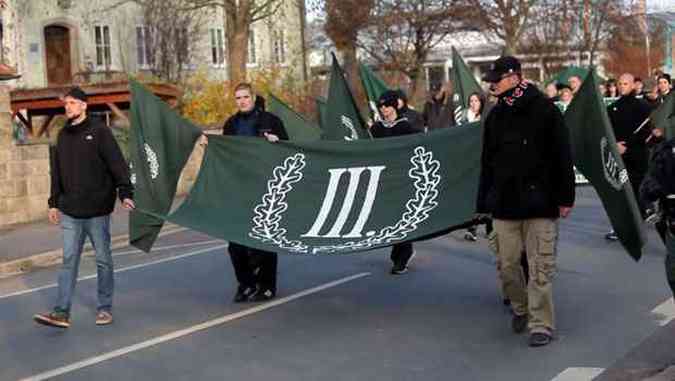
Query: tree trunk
[{"left": 224, "top": 2, "right": 252, "bottom": 84}]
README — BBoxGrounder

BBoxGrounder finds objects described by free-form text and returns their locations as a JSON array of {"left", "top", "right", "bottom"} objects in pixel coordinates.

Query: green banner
[
  {"left": 316, "top": 96, "right": 328, "bottom": 131},
  {"left": 130, "top": 82, "right": 483, "bottom": 254},
  {"left": 323, "top": 54, "right": 371, "bottom": 141},
  {"left": 564, "top": 71, "right": 646, "bottom": 260},
  {"left": 451, "top": 47, "right": 482, "bottom": 114},
  {"left": 359, "top": 62, "right": 390, "bottom": 123},
  {"left": 128, "top": 81, "right": 203, "bottom": 252},
  {"left": 268, "top": 94, "right": 322, "bottom": 141}
]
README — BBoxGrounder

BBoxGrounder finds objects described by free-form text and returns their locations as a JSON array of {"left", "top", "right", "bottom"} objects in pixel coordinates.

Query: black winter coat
[
  {"left": 370, "top": 118, "right": 418, "bottom": 138},
  {"left": 476, "top": 82, "right": 575, "bottom": 220},
  {"left": 222, "top": 108, "right": 288, "bottom": 140},
  {"left": 607, "top": 94, "right": 652, "bottom": 175},
  {"left": 49, "top": 117, "right": 133, "bottom": 218}
]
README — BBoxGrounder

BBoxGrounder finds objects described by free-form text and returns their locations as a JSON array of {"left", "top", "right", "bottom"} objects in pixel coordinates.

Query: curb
[{"left": 0, "top": 225, "right": 187, "bottom": 278}]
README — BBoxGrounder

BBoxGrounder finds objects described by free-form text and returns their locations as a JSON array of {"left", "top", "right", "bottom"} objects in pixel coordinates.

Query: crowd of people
[{"left": 32, "top": 56, "right": 675, "bottom": 351}]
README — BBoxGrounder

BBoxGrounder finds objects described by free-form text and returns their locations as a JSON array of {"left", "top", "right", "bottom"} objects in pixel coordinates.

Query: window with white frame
[
  {"left": 210, "top": 28, "right": 225, "bottom": 67},
  {"left": 273, "top": 29, "right": 286, "bottom": 64},
  {"left": 247, "top": 29, "right": 256, "bottom": 64},
  {"left": 136, "top": 26, "right": 153, "bottom": 68},
  {"left": 94, "top": 25, "right": 111, "bottom": 69}
]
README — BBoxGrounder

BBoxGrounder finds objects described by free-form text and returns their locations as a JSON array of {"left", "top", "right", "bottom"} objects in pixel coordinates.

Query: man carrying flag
[
  {"left": 370, "top": 90, "right": 421, "bottom": 274},
  {"left": 220, "top": 83, "right": 288, "bottom": 302},
  {"left": 476, "top": 56, "right": 575, "bottom": 347},
  {"left": 605, "top": 73, "right": 653, "bottom": 241}
]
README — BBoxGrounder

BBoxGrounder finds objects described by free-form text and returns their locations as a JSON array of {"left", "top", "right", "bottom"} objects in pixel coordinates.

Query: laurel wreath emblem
[
  {"left": 129, "top": 143, "right": 160, "bottom": 184},
  {"left": 249, "top": 147, "right": 441, "bottom": 254}
]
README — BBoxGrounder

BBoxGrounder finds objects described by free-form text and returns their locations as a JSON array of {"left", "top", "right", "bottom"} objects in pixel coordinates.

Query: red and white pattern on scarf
[{"left": 502, "top": 81, "right": 531, "bottom": 107}]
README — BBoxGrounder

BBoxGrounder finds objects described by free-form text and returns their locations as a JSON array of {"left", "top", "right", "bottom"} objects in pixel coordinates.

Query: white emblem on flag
[
  {"left": 341, "top": 115, "right": 359, "bottom": 141},
  {"left": 249, "top": 147, "right": 441, "bottom": 254},
  {"left": 600, "top": 137, "right": 627, "bottom": 190}
]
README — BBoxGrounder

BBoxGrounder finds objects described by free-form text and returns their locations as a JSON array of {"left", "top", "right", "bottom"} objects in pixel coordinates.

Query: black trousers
[
  {"left": 228, "top": 242, "right": 277, "bottom": 292},
  {"left": 390, "top": 242, "right": 413, "bottom": 265}
]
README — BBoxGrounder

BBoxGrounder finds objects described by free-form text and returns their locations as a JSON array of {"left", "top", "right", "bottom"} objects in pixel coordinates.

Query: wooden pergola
[{"left": 10, "top": 81, "right": 181, "bottom": 137}]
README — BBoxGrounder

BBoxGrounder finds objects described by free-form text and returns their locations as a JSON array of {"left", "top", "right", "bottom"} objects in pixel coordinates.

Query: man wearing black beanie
[{"left": 34, "top": 86, "right": 135, "bottom": 329}]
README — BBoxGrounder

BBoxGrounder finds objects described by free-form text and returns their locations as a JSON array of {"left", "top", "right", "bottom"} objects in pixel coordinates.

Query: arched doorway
[{"left": 44, "top": 25, "right": 71, "bottom": 85}]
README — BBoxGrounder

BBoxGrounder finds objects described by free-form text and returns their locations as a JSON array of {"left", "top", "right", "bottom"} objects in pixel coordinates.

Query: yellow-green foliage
[{"left": 181, "top": 67, "right": 320, "bottom": 128}]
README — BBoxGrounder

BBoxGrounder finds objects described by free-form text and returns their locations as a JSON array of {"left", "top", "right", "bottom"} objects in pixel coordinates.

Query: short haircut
[
  {"left": 658, "top": 73, "right": 672, "bottom": 84},
  {"left": 234, "top": 82, "right": 254, "bottom": 94}
]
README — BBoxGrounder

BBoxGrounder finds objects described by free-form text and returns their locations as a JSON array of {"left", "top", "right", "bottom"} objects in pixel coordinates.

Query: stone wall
[{"left": 0, "top": 85, "right": 51, "bottom": 229}]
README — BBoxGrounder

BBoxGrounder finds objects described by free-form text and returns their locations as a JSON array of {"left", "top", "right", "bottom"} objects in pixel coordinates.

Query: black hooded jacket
[
  {"left": 222, "top": 96, "right": 288, "bottom": 140},
  {"left": 476, "top": 81, "right": 575, "bottom": 219},
  {"left": 49, "top": 116, "right": 133, "bottom": 218}
]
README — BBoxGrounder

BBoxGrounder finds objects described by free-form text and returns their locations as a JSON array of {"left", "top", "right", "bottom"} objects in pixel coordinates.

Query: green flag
[
  {"left": 359, "top": 62, "right": 390, "bottom": 123},
  {"left": 268, "top": 94, "right": 322, "bottom": 141},
  {"left": 130, "top": 86, "right": 484, "bottom": 254},
  {"left": 451, "top": 46, "right": 482, "bottom": 115},
  {"left": 128, "top": 81, "right": 203, "bottom": 252},
  {"left": 651, "top": 92, "right": 675, "bottom": 140},
  {"left": 316, "top": 96, "right": 328, "bottom": 130},
  {"left": 323, "top": 54, "right": 371, "bottom": 141},
  {"left": 565, "top": 71, "right": 646, "bottom": 260}
]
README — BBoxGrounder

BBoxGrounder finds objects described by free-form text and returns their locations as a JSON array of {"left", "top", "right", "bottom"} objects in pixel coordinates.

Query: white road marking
[
  {"left": 651, "top": 297, "right": 675, "bottom": 326},
  {"left": 112, "top": 240, "right": 222, "bottom": 257},
  {"left": 0, "top": 244, "right": 227, "bottom": 300},
  {"left": 19, "top": 272, "right": 372, "bottom": 381},
  {"left": 550, "top": 367, "right": 605, "bottom": 381}
]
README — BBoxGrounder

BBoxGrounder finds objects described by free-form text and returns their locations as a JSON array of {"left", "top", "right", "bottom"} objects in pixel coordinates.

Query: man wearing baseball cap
[
  {"left": 475, "top": 56, "right": 575, "bottom": 347},
  {"left": 33, "top": 86, "right": 135, "bottom": 329}
]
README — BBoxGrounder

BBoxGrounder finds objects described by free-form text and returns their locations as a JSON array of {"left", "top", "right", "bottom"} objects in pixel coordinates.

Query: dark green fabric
[
  {"left": 565, "top": 71, "right": 646, "bottom": 260},
  {"left": 323, "top": 55, "right": 371, "bottom": 141},
  {"left": 166, "top": 126, "right": 481, "bottom": 254},
  {"left": 651, "top": 92, "right": 675, "bottom": 140},
  {"left": 359, "top": 62, "right": 390, "bottom": 122},
  {"left": 451, "top": 47, "right": 483, "bottom": 111},
  {"left": 128, "top": 81, "right": 203, "bottom": 252},
  {"left": 316, "top": 97, "right": 328, "bottom": 131},
  {"left": 267, "top": 94, "right": 322, "bottom": 141},
  {"left": 546, "top": 66, "right": 590, "bottom": 86}
]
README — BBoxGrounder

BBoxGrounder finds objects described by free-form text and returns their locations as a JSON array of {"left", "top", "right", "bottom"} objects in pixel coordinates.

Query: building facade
[{"left": 0, "top": 0, "right": 307, "bottom": 89}]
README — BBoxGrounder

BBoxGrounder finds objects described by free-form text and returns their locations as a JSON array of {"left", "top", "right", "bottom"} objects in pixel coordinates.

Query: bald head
[{"left": 618, "top": 73, "right": 635, "bottom": 96}]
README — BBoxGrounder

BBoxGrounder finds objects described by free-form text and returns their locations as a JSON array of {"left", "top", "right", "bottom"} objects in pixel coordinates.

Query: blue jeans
[{"left": 55, "top": 214, "right": 113, "bottom": 315}]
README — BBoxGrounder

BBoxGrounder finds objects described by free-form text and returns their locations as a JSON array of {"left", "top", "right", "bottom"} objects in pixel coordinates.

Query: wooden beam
[
  {"left": 13, "top": 111, "right": 32, "bottom": 136},
  {"left": 106, "top": 102, "right": 129, "bottom": 127},
  {"left": 36, "top": 114, "right": 55, "bottom": 137}
]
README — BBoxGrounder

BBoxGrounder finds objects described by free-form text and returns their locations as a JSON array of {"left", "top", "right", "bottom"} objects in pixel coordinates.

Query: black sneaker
[
  {"left": 390, "top": 264, "right": 408, "bottom": 275},
  {"left": 464, "top": 231, "right": 478, "bottom": 242},
  {"left": 34, "top": 311, "right": 70, "bottom": 328},
  {"left": 248, "top": 287, "right": 275, "bottom": 302},
  {"left": 605, "top": 230, "right": 619, "bottom": 241},
  {"left": 233, "top": 285, "right": 255, "bottom": 303},
  {"left": 511, "top": 314, "right": 527, "bottom": 334},
  {"left": 529, "top": 331, "right": 553, "bottom": 347}
]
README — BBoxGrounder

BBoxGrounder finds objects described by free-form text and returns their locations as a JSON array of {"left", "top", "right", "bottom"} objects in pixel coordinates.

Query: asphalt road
[{"left": 0, "top": 187, "right": 672, "bottom": 381}]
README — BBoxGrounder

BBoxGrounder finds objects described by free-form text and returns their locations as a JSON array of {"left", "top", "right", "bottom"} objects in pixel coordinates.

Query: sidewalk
[
  {"left": 0, "top": 205, "right": 182, "bottom": 277},
  {"left": 594, "top": 318, "right": 675, "bottom": 381}
]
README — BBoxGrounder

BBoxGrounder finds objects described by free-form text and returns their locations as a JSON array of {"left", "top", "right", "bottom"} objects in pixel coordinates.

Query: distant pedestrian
[
  {"left": 476, "top": 56, "right": 575, "bottom": 347},
  {"left": 34, "top": 87, "right": 135, "bottom": 329},
  {"left": 370, "top": 90, "right": 421, "bottom": 275},
  {"left": 423, "top": 81, "right": 457, "bottom": 130},
  {"left": 605, "top": 73, "right": 653, "bottom": 241}
]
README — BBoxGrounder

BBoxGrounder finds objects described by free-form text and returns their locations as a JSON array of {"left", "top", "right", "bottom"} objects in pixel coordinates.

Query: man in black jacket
[
  {"left": 34, "top": 87, "right": 134, "bottom": 329},
  {"left": 476, "top": 56, "right": 575, "bottom": 347},
  {"left": 222, "top": 83, "right": 288, "bottom": 302},
  {"left": 605, "top": 73, "right": 653, "bottom": 241},
  {"left": 640, "top": 138, "right": 675, "bottom": 298}
]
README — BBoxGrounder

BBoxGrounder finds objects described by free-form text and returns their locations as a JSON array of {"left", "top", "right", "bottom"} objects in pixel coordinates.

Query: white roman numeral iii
[{"left": 302, "top": 166, "right": 386, "bottom": 238}]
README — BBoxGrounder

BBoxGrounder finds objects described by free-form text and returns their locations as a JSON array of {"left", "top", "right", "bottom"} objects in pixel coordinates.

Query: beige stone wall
[{"left": 0, "top": 144, "right": 51, "bottom": 228}]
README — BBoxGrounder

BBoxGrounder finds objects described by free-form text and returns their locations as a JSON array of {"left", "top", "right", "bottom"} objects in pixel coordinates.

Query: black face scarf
[{"left": 497, "top": 80, "right": 538, "bottom": 109}]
